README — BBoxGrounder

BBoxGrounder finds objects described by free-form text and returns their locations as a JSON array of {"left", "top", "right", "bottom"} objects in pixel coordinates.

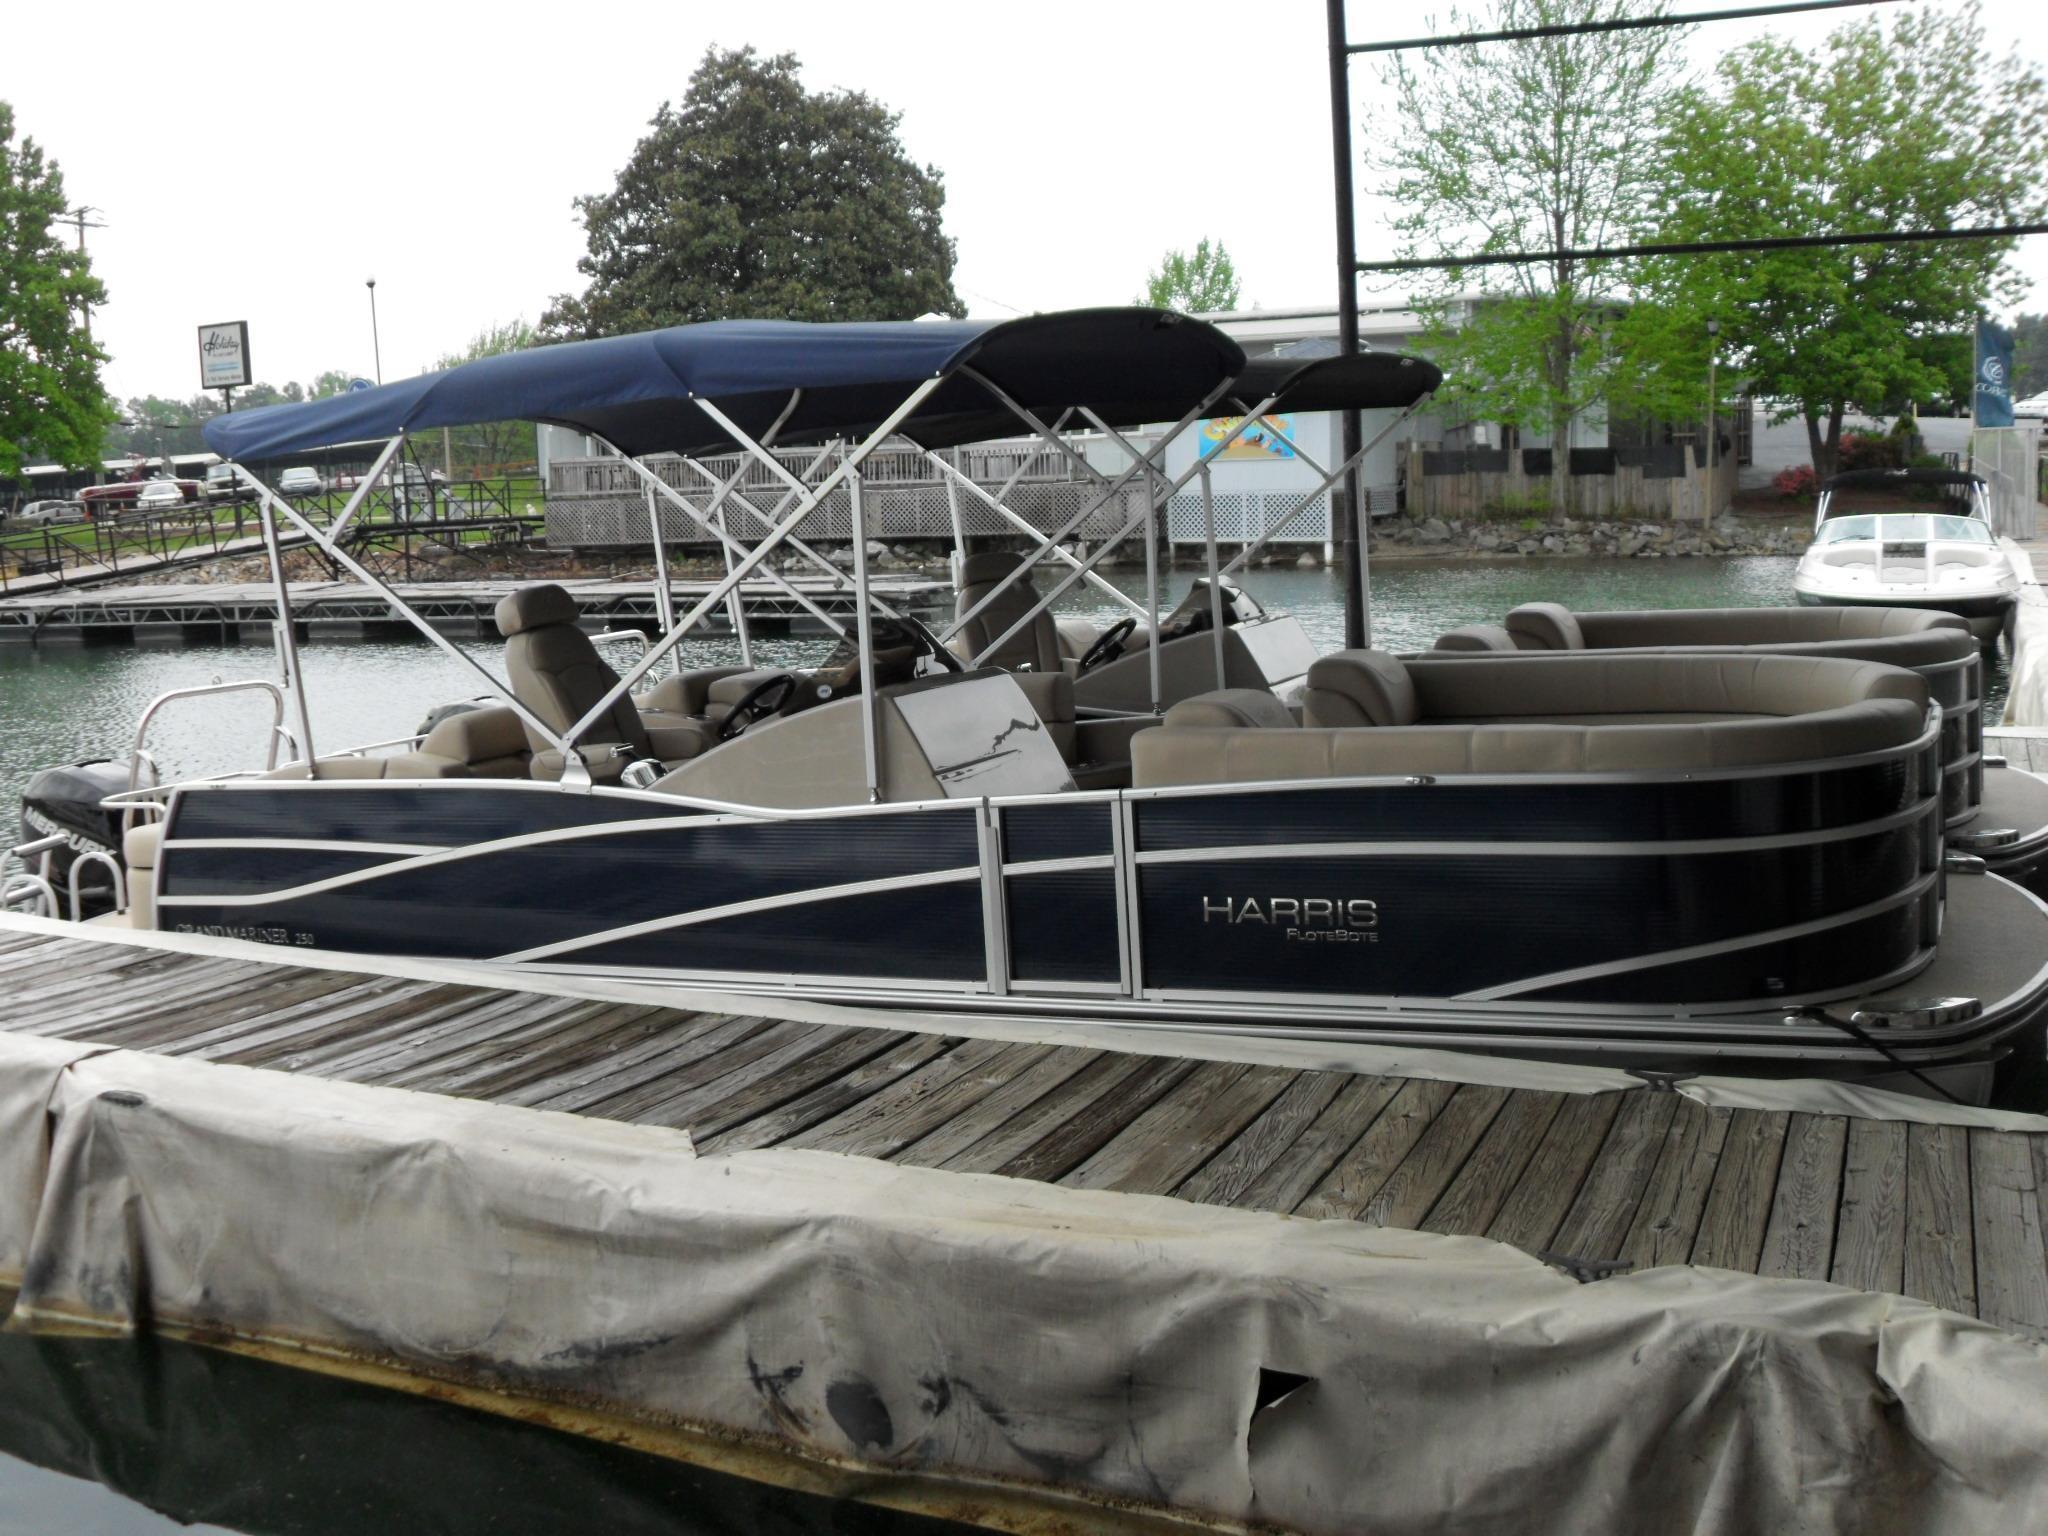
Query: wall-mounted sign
[
  {"left": 198, "top": 321, "right": 252, "bottom": 390},
  {"left": 1198, "top": 414, "right": 1297, "bottom": 462}
]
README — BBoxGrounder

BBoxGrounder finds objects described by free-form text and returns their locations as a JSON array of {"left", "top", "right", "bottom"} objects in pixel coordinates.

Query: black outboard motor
[{"left": 18, "top": 759, "right": 133, "bottom": 917}]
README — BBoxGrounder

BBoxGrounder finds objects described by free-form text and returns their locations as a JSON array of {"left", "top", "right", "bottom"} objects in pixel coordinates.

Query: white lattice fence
[
  {"left": 1163, "top": 488, "right": 1391, "bottom": 545},
  {"left": 547, "top": 481, "right": 1149, "bottom": 549}
]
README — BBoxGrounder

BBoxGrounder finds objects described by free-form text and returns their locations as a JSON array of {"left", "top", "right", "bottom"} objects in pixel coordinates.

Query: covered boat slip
[{"left": 2, "top": 915, "right": 2047, "bottom": 1534}]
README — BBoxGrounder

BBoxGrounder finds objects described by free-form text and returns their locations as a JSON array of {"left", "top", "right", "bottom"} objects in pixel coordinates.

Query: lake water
[
  {"left": 8, "top": 555, "right": 1977, "bottom": 821},
  {"left": 0, "top": 1328, "right": 982, "bottom": 1535}
]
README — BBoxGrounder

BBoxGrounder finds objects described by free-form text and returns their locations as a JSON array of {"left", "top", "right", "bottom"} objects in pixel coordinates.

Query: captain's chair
[
  {"left": 495, "top": 585, "right": 715, "bottom": 781},
  {"left": 951, "top": 551, "right": 1068, "bottom": 674}
]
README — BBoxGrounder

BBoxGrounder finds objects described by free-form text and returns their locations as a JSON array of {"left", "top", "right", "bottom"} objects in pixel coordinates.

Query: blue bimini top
[{"left": 203, "top": 308, "right": 1249, "bottom": 463}]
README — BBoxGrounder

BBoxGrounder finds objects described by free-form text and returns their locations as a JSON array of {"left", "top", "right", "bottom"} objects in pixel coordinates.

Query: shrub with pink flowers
[{"left": 1772, "top": 465, "right": 1818, "bottom": 499}]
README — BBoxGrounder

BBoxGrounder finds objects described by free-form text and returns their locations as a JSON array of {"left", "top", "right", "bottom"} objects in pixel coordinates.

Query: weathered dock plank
[
  {"left": 1420, "top": 1089, "right": 1565, "bottom": 1237},
  {"left": 2, "top": 927, "right": 2046, "bottom": 1338},
  {"left": 1550, "top": 1090, "right": 1681, "bottom": 1263},
  {"left": 1690, "top": 1109, "right": 1791, "bottom": 1272},
  {"left": 1759, "top": 1114, "right": 1850, "bottom": 1283},
  {"left": 1063, "top": 1062, "right": 1297, "bottom": 1196},
  {"left": 1483, "top": 1091, "right": 1627, "bottom": 1253},
  {"left": 1295, "top": 1078, "right": 1460, "bottom": 1221},
  {"left": 1903, "top": 1123, "right": 1976, "bottom": 1316},
  {"left": 1228, "top": 1073, "right": 1404, "bottom": 1214},
  {"left": 1830, "top": 1116, "right": 1908, "bottom": 1296},
  {"left": 1175, "top": 1070, "right": 1349, "bottom": 1208},
  {"left": 1619, "top": 1098, "right": 1732, "bottom": 1271},
  {"left": 1970, "top": 1131, "right": 2048, "bottom": 1339},
  {"left": 1358, "top": 1083, "right": 1510, "bottom": 1231}
]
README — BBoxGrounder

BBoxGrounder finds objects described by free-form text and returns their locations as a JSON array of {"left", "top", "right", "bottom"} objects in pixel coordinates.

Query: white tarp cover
[{"left": 3, "top": 1032, "right": 2046, "bottom": 1534}]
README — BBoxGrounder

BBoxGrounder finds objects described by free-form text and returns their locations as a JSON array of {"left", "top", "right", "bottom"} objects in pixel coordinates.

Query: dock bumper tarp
[{"left": 2, "top": 1031, "right": 2045, "bottom": 1534}]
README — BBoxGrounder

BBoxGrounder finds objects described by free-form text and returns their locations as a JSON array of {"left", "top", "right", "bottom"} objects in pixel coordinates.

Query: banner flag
[{"left": 1976, "top": 319, "right": 2016, "bottom": 428}]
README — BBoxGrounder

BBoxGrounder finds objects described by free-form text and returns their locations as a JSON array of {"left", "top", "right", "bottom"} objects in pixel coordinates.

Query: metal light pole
[
  {"left": 1706, "top": 318, "right": 1720, "bottom": 521},
  {"left": 1327, "top": 0, "right": 1367, "bottom": 648},
  {"left": 366, "top": 278, "right": 383, "bottom": 385}
]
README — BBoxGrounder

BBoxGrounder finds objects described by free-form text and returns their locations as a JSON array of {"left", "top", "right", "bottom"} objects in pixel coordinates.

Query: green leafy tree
[
  {"left": 1141, "top": 239, "right": 1242, "bottom": 312},
  {"left": 1, "top": 102, "right": 113, "bottom": 475},
  {"left": 545, "top": 47, "right": 962, "bottom": 337},
  {"left": 1640, "top": 4, "right": 2048, "bottom": 476},
  {"left": 310, "top": 370, "right": 357, "bottom": 400},
  {"left": 1373, "top": 0, "right": 1691, "bottom": 512}
]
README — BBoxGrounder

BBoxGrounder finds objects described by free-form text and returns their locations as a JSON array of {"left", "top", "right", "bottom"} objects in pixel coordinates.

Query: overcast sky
[{"left": 7, "top": 0, "right": 2044, "bottom": 403}]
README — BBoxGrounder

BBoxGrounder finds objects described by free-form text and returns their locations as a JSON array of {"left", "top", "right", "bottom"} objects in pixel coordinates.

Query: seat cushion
[
  {"left": 1302, "top": 651, "right": 1419, "bottom": 728},
  {"left": 640, "top": 667, "right": 750, "bottom": 719},
  {"left": 1012, "top": 670, "right": 1078, "bottom": 763},
  {"left": 418, "top": 705, "right": 531, "bottom": 777},
  {"left": 642, "top": 715, "right": 719, "bottom": 762},
  {"left": 1504, "top": 603, "right": 1585, "bottom": 651},
  {"left": 1433, "top": 624, "right": 1517, "bottom": 652},
  {"left": 1162, "top": 688, "right": 1295, "bottom": 730},
  {"left": 494, "top": 583, "right": 580, "bottom": 637}
]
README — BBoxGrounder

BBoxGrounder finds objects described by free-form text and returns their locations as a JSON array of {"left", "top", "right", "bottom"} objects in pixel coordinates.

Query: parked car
[
  {"left": 278, "top": 467, "right": 326, "bottom": 497},
  {"left": 16, "top": 500, "right": 86, "bottom": 527},
  {"left": 204, "top": 463, "right": 257, "bottom": 503},
  {"left": 134, "top": 479, "right": 189, "bottom": 511},
  {"left": 80, "top": 476, "right": 202, "bottom": 515}
]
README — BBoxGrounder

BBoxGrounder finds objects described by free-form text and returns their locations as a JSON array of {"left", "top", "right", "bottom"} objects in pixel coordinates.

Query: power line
[
  {"left": 1354, "top": 222, "right": 2048, "bottom": 273},
  {"left": 1346, "top": 0, "right": 1902, "bottom": 55}
]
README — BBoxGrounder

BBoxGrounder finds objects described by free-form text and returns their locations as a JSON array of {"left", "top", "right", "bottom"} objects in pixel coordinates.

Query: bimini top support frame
[{"left": 201, "top": 308, "right": 1318, "bottom": 790}]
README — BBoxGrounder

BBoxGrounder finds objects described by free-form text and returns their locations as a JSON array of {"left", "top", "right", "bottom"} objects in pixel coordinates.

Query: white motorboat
[{"left": 1792, "top": 468, "right": 2019, "bottom": 645}]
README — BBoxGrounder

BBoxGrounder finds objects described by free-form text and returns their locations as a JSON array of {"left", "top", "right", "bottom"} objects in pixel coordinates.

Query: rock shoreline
[{"left": 1364, "top": 512, "right": 1811, "bottom": 561}]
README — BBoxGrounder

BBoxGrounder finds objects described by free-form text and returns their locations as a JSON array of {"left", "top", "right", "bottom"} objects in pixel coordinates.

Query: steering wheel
[
  {"left": 1077, "top": 617, "right": 1138, "bottom": 675},
  {"left": 717, "top": 673, "right": 800, "bottom": 741}
]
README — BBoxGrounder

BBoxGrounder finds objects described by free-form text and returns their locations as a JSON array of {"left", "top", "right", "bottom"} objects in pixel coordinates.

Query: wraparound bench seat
[{"left": 1132, "top": 650, "right": 1930, "bottom": 785}]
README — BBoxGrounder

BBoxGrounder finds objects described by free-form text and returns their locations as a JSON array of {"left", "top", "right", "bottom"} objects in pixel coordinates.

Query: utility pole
[
  {"left": 65, "top": 207, "right": 105, "bottom": 344},
  {"left": 1326, "top": 0, "right": 1367, "bottom": 649},
  {"left": 366, "top": 278, "right": 383, "bottom": 385}
]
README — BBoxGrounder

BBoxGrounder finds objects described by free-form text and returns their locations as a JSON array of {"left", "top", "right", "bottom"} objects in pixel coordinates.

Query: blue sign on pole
[
  {"left": 1976, "top": 320, "right": 2015, "bottom": 428},
  {"left": 347, "top": 378, "right": 375, "bottom": 394}
]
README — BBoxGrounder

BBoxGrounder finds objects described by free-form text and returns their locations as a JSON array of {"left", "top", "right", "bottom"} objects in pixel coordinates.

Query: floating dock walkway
[
  {"left": 3, "top": 915, "right": 2045, "bottom": 1531},
  {"left": 0, "top": 575, "right": 951, "bottom": 644}
]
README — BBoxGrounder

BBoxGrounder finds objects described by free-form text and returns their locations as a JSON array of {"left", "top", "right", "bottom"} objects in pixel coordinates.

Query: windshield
[{"left": 1815, "top": 514, "right": 1993, "bottom": 545}]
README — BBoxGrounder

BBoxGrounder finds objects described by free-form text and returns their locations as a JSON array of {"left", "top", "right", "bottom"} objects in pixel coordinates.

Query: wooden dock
[
  {"left": 4, "top": 923, "right": 2043, "bottom": 1341},
  {"left": 0, "top": 574, "right": 950, "bottom": 643}
]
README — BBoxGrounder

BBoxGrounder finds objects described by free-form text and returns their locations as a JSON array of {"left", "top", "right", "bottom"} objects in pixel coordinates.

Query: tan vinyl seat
[
  {"left": 1134, "top": 651, "right": 1931, "bottom": 786},
  {"left": 260, "top": 706, "right": 535, "bottom": 781},
  {"left": 1498, "top": 603, "right": 1972, "bottom": 654},
  {"left": 1301, "top": 652, "right": 1420, "bottom": 728},
  {"left": 1504, "top": 602, "right": 1585, "bottom": 651},
  {"left": 1013, "top": 670, "right": 1079, "bottom": 762},
  {"left": 951, "top": 551, "right": 1068, "bottom": 674},
  {"left": 495, "top": 584, "right": 718, "bottom": 780},
  {"left": 124, "top": 820, "right": 163, "bottom": 928},
  {"left": 1161, "top": 688, "right": 1296, "bottom": 730},
  {"left": 1432, "top": 624, "right": 1518, "bottom": 652}
]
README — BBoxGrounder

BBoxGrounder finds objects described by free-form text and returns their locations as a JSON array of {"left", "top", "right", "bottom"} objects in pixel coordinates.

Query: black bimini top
[
  {"left": 1822, "top": 467, "right": 1986, "bottom": 492},
  {"left": 203, "top": 308, "right": 1247, "bottom": 463},
  {"left": 1226, "top": 351, "right": 1443, "bottom": 413}
]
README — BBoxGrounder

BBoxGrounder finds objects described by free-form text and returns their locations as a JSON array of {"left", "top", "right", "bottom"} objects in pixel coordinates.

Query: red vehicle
[{"left": 79, "top": 463, "right": 202, "bottom": 517}]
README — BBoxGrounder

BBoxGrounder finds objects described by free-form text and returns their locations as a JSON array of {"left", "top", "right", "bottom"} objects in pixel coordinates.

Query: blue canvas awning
[{"left": 204, "top": 309, "right": 1246, "bottom": 463}]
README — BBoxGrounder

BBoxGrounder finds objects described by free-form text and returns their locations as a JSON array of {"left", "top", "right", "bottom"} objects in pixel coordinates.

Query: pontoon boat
[{"left": 8, "top": 310, "right": 2045, "bottom": 1103}]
